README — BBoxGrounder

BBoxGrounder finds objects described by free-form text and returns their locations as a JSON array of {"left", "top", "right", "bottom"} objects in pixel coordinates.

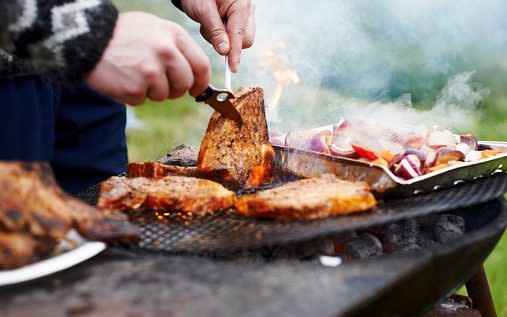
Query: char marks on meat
[
  {"left": 127, "top": 162, "right": 199, "bottom": 178},
  {"left": 198, "top": 87, "right": 274, "bottom": 188},
  {"left": 0, "top": 162, "right": 139, "bottom": 269},
  {"left": 97, "top": 175, "right": 236, "bottom": 216},
  {"left": 235, "top": 174, "right": 376, "bottom": 220}
]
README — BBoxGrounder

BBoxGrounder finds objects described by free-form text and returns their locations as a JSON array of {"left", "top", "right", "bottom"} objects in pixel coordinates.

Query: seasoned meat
[
  {"left": 198, "top": 87, "right": 274, "bottom": 188},
  {"left": 235, "top": 174, "right": 376, "bottom": 220},
  {"left": 0, "top": 232, "right": 37, "bottom": 269},
  {"left": 97, "top": 176, "right": 236, "bottom": 216},
  {"left": 127, "top": 162, "right": 199, "bottom": 178},
  {"left": 0, "top": 162, "right": 140, "bottom": 269}
]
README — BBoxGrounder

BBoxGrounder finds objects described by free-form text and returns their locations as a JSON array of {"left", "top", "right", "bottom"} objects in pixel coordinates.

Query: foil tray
[{"left": 273, "top": 141, "right": 507, "bottom": 197}]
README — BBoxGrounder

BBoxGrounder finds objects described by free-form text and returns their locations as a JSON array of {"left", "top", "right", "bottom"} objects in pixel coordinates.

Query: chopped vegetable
[{"left": 352, "top": 145, "right": 378, "bottom": 161}]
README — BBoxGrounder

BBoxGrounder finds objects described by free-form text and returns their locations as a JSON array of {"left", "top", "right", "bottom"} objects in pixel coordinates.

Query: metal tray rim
[{"left": 275, "top": 141, "right": 507, "bottom": 186}]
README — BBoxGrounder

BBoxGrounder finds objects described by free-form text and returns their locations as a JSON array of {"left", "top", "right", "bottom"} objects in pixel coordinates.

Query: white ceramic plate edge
[{"left": 0, "top": 235, "right": 106, "bottom": 286}]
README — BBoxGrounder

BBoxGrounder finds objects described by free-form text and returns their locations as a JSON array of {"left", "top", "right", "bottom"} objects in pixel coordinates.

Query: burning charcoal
[
  {"left": 344, "top": 233, "right": 383, "bottom": 260},
  {"left": 434, "top": 214, "right": 465, "bottom": 243},
  {"left": 378, "top": 219, "right": 419, "bottom": 253},
  {"left": 417, "top": 232, "right": 440, "bottom": 250}
]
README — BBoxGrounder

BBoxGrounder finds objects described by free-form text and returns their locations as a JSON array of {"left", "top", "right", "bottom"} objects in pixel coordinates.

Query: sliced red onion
[
  {"left": 395, "top": 155, "right": 423, "bottom": 180},
  {"left": 425, "top": 151, "right": 438, "bottom": 168},
  {"left": 389, "top": 153, "right": 405, "bottom": 172},
  {"left": 426, "top": 129, "right": 457, "bottom": 150},
  {"left": 404, "top": 149, "right": 426, "bottom": 164},
  {"left": 402, "top": 134, "right": 424, "bottom": 149},
  {"left": 478, "top": 144, "right": 493, "bottom": 151},
  {"left": 455, "top": 143, "right": 471, "bottom": 156},
  {"left": 459, "top": 134, "right": 478, "bottom": 151},
  {"left": 465, "top": 150, "right": 483, "bottom": 162},
  {"left": 309, "top": 131, "right": 332, "bottom": 154},
  {"left": 333, "top": 119, "right": 349, "bottom": 134},
  {"left": 329, "top": 142, "right": 359, "bottom": 158}
]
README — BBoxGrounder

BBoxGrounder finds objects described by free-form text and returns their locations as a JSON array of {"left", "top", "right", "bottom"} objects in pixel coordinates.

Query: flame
[
  {"left": 246, "top": 144, "right": 274, "bottom": 187},
  {"left": 258, "top": 42, "right": 300, "bottom": 116}
]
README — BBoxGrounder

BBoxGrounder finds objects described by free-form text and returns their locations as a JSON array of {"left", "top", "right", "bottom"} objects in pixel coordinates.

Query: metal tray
[{"left": 274, "top": 141, "right": 507, "bottom": 197}]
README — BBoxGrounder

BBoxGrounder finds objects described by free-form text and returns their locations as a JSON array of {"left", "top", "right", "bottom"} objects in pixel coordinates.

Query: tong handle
[
  {"left": 195, "top": 85, "right": 234, "bottom": 103},
  {"left": 195, "top": 86, "right": 215, "bottom": 103}
]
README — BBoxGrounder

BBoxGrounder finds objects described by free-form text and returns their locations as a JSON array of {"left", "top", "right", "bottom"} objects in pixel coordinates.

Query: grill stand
[{"left": 465, "top": 265, "right": 497, "bottom": 317}]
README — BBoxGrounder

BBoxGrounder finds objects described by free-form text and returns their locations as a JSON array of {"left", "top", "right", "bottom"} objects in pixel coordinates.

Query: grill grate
[{"left": 80, "top": 174, "right": 507, "bottom": 254}]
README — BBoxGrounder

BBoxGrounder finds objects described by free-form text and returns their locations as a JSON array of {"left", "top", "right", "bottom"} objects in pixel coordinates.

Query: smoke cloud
[{"left": 191, "top": 0, "right": 505, "bottom": 133}]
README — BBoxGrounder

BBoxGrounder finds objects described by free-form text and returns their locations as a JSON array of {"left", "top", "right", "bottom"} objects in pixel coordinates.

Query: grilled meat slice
[
  {"left": 97, "top": 176, "right": 236, "bottom": 216},
  {"left": 0, "top": 162, "right": 139, "bottom": 242},
  {"left": 127, "top": 162, "right": 199, "bottom": 178},
  {"left": 62, "top": 195, "right": 140, "bottom": 243},
  {"left": 235, "top": 174, "right": 376, "bottom": 220},
  {"left": 0, "top": 232, "right": 37, "bottom": 269},
  {"left": 0, "top": 163, "right": 73, "bottom": 240},
  {"left": 198, "top": 87, "right": 274, "bottom": 188}
]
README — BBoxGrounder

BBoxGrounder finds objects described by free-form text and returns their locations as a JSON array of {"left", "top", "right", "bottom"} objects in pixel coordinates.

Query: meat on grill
[
  {"left": 97, "top": 175, "right": 236, "bottom": 216},
  {"left": 127, "top": 161, "right": 200, "bottom": 178},
  {"left": 235, "top": 174, "right": 376, "bottom": 220},
  {"left": 0, "top": 162, "right": 139, "bottom": 269},
  {"left": 198, "top": 87, "right": 274, "bottom": 188}
]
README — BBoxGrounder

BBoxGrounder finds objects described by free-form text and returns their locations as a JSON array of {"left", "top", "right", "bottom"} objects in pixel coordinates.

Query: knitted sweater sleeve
[{"left": 0, "top": 0, "right": 118, "bottom": 82}]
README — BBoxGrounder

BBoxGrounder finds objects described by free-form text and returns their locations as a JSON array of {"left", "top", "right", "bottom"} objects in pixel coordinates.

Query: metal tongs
[
  {"left": 195, "top": 52, "right": 242, "bottom": 124},
  {"left": 195, "top": 85, "right": 242, "bottom": 124}
]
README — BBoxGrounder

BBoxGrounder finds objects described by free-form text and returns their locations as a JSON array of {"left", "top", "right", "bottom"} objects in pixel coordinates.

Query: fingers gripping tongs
[{"left": 196, "top": 86, "right": 243, "bottom": 125}]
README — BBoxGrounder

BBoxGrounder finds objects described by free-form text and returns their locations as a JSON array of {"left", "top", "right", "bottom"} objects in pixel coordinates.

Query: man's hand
[
  {"left": 180, "top": 0, "right": 255, "bottom": 73},
  {"left": 86, "top": 12, "right": 211, "bottom": 105}
]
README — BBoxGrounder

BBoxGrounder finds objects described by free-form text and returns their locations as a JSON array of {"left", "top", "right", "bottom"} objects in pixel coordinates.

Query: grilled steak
[
  {"left": 97, "top": 175, "right": 236, "bottom": 216},
  {"left": 0, "top": 162, "right": 139, "bottom": 269},
  {"left": 235, "top": 174, "right": 376, "bottom": 220},
  {"left": 198, "top": 87, "right": 274, "bottom": 188},
  {"left": 0, "top": 232, "right": 36, "bottom": 269},
  {"left": 127, "top": 162, "right": 199, "bottom": 178}
]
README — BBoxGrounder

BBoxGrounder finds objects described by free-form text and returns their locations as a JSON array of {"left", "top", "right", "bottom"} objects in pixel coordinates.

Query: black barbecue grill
[
  {"left": 4, "top": 145, "right": 506, "bottom": 317},
  {"left": 79, "top": 172, "right": 507, "bottom": 255}
]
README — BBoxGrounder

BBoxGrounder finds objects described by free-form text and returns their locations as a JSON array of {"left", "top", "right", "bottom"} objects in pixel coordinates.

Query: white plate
[{"left": 0, "top": 230, "right": 106, "bottom": 286}]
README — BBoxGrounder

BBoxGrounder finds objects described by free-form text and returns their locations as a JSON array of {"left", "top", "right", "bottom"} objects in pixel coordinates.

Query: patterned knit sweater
[{"left": 0, "top": 0, "right": 182, "bottom": 82}]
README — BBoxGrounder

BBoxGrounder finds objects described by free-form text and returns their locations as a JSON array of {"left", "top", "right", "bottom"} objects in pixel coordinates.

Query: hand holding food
[
  {"left": 179, "top": 0, "right": 256, "bottom": 72},
  {"left": 86, "top": 12, "right": 211, "bottom": 105}
]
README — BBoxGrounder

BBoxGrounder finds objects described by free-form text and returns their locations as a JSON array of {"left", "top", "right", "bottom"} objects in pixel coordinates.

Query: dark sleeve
[
  {"left": 171, "top": 0, "right": 184, "bottom": 11},
  {"left": 0, "top": 0, "right": 118, "bottom": 82}
]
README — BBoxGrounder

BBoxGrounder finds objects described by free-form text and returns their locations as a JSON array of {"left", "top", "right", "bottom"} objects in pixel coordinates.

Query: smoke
[
  {"left": 200, "top": 0, "right": 505, "bottom": 133},
  {"left": 339, "top": 71, "right": 490, "bottom": 133}
]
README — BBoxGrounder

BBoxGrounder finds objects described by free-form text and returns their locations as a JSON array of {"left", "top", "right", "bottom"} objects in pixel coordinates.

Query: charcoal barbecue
[{"left": 3, "top": 145, "right": 506, "bottom": 317}]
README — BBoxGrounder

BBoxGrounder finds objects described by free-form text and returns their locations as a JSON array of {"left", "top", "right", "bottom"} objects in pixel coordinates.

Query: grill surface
[{"left": 80, "top": 173, "right": 507, "bottom": 254}]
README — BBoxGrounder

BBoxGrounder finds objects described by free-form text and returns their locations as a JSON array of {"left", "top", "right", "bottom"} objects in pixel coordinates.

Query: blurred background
[{"left": 114, "top": 0, "right": 507, "bottom": 314}]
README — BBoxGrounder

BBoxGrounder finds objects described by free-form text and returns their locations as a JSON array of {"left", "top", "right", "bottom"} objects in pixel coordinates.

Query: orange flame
[
  {"left": 258, "top": 42, "right": 300, "bottom": 114},
  {"left": 246, "top": 144, "right": 274, "bottom": 188}
]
